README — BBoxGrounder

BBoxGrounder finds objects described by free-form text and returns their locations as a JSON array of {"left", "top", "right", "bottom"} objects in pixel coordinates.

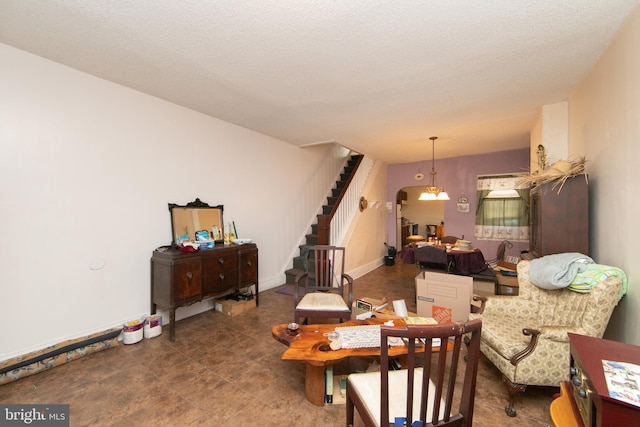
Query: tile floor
[{"left": 0, "top": 260, "right": 555, "bottom": 426}]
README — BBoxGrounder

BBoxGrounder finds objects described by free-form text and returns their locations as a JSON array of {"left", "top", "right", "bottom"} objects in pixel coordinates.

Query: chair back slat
[
  {"left": 419, "top": 339, "right": 433, "bottom": 422},
  {"left": 378, "top": 319, "right": 482, "bottom": 427},
  {"left": 431, "top": 340, "right": 447, "bottom": 422},
  {"left": 444, "top": 335, "right": 463, "bottom": 422},
  {"left": 309, "top": 245, "right": 345, "bottom": 291},
  {"left": 405, "top": 339, "right": 416, "bottom": 424}
]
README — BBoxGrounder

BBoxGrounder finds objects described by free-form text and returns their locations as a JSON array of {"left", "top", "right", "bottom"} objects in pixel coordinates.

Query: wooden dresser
[
  {"left": 550, "top": 333, "right": 640, "bottom": 426},
  {"left": 151, "top": 244, "right": 258, "bottom": 341}
]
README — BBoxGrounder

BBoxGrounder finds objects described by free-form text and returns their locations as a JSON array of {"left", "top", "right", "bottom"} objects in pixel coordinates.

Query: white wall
[
  {"left": 0, "top": 44, "right": 385, "bottom": 360},
  {"left": 568, "top": 6, "right": 640, "bottom": 345}
]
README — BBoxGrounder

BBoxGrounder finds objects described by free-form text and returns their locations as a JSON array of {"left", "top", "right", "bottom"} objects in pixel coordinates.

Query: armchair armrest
[
  {"left": 510, "top": 328, "right": 541, "bottom": 366},
  {"left": 509, "top": 325, "right": 584, "bottom": 366},
  {"left": 538, "top": 325, "right": 585, "bottom": 343}
]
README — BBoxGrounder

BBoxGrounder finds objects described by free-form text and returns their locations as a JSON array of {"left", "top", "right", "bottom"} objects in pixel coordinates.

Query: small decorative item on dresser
[{"left": 233, "top": 238, "right": 253, "bottom": 245}]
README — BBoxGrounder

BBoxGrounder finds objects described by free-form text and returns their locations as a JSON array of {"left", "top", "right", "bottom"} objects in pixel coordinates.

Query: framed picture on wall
[{"left": 457, "top": 203, "right": 470, "bottom": 213}]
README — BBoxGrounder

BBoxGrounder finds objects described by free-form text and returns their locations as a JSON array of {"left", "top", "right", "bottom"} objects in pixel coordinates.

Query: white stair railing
[{"left": 329, "top": 155, "right": 374, "bottom": 245}]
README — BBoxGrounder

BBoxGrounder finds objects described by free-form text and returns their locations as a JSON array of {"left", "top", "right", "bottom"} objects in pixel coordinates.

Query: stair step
[
  {"left": 292, "top": 257, "right": 304, "bottom": 271},
  {"left": 347, "top": 155, "right": 362, "bottom": 166},
  {"left": 284, "top": 268, "right": 303, "bottom": 285},
  {"left": 285, "top": 268, "right": 318, "bottom": 285},
  {"left": 331, "top": 188, "right": 341, "bottom": 198}
]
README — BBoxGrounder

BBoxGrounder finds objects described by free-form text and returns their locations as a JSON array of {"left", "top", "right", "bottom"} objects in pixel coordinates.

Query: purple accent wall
[{"left": 386, "top": 148, "right": 530, "bottom": 260}]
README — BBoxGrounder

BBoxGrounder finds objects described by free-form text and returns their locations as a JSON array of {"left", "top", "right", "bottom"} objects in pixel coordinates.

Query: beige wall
[
  {"left": 531, "top": 101, "right": 571, "bottom": 173},
  {"left": 530, "top": 111, "right": 543, "bottom": 173},
  {"left": 343, "top": 160, "right": 389, "bottom": 276},
  {"left": 568, "top": 6, "right": 640, "bottom": 344}
]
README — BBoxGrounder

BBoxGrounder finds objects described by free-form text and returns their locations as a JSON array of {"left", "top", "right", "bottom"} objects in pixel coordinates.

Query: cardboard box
[
  {"left": 415, "top": 271, "right": 472, "bottom": 323},
  {"left": 214, "top": 298, "right": 256, "bottom": 317},
  {"left": 496, "top": 272, "right": 520, "bottom": 295},
  {"left": 472, "top": 278, "right": 495, "bottom": 298},
  {"left": 497, "top": 260, "right": 518, "bottom": 271}
]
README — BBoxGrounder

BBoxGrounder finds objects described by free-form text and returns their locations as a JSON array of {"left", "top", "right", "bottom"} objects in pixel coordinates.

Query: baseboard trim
[{"left": 0, "top": 328, "right": 121, "bottom": 385}]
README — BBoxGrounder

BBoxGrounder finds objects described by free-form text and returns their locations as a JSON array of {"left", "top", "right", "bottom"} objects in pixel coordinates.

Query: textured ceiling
[{"left": 1, "top": 1, "right": 638, "bottom": 163}]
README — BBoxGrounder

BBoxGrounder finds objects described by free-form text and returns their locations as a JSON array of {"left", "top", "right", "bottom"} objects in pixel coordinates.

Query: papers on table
[
  {"left": 602, "top": 359, "right": 640, "bottom": 407},
  {"left": 405, "top": 316, "right": 438, "bottom": 325}
]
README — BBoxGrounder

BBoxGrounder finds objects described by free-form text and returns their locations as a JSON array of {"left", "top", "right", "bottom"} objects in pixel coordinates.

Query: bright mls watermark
[{"left": 1, "top": 405, "right": 69, "bottom": 426}]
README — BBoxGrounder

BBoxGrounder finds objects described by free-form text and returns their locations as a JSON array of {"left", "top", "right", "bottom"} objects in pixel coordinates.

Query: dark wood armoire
[{"left": 530, "top": 175, "right": 589, "bottom": 256}]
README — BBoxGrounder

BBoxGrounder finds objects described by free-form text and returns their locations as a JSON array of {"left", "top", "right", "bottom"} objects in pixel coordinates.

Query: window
[{"left": 475, "top": 174, "right": 530, "bottom": 241}]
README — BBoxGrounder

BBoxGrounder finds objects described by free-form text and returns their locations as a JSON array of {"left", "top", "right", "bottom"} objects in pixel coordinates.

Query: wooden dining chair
[
  {"left": 294, "top": 245, "right": 353, "bottom": 324},
  {"left": 485, "top": 239, "right": 513, "bottom": 269},
  {"left": 346, "top": 319, "right": 482, "bottom": 427}
]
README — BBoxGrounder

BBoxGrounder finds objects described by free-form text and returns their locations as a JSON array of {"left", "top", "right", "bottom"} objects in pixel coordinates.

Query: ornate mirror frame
[{"left": 169, "top": 198, "right": 224, "bottom": 247}]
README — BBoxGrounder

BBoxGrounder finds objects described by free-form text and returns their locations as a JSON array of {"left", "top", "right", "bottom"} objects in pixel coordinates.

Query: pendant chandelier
[{"left": 419, "top": 136, "right": 450, "bottom": 201}]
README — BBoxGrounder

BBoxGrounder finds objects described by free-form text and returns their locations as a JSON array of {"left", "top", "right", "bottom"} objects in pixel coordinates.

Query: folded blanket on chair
[
  {"left": 530, "top": 252, "right": 594, "bottom": 290},
  {"left": 569, "top": 264, "right": 628, "bottom": 302}
]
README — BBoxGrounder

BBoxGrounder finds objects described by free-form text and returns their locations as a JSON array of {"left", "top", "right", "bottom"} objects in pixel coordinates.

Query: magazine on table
[{"left": 602, "top": 359, "right": 640, "bottom": 407}]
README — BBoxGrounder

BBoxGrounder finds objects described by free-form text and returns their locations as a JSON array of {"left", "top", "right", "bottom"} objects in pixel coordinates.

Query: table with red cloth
[{"left": 401, "top": 244, "right": 489, "bottom": 276}]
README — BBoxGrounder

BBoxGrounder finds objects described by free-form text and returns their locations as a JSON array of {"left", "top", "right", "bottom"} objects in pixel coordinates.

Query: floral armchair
[{"left": 469, "top": 259, "right": 623, "bottom": 417}]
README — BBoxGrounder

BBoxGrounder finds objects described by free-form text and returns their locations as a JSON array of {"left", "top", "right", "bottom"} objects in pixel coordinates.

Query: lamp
[{"left": 419, "top": 136, "right": 450, "bottom": 201}]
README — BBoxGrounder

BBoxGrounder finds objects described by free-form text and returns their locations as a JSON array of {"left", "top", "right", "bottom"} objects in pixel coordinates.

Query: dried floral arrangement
[{"left": 517, "top": 156, "right": 588, "bottom": 193}]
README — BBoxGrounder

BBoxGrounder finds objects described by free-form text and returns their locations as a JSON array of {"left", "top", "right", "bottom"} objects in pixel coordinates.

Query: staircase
[{"left": 284, "top": 154, "right": 363, "bottom": 285}]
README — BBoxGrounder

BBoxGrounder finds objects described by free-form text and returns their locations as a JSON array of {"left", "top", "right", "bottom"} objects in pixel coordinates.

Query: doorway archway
[{"left": 396, "top": 186, "right": 445, "bottom": 249}]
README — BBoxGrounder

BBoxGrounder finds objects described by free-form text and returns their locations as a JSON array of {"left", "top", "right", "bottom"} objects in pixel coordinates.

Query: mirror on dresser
[{"left": 169, "top": 198, "right": 224, "bottom": 247}]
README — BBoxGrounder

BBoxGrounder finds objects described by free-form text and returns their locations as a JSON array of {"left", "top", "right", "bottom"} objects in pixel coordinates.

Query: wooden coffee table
[{"left": 271, "top": 318, "right": 450, "bottom": 406}]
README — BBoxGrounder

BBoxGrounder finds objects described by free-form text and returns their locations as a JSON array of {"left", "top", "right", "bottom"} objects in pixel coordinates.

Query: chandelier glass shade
[{"left": 419, "top": 136, "right": 449, "bottom": 201}]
